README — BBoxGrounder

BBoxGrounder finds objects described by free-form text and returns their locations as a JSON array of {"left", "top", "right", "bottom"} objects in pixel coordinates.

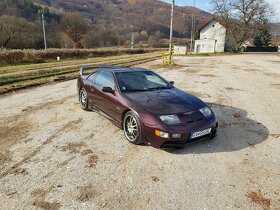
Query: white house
[{"left": 194, "top": 20, "right": 226, "bottom": 53}]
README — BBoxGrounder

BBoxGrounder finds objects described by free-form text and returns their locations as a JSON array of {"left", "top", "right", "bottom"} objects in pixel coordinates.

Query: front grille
[{"left": 178, "top": 111, "right": 204, "bottom": 124}]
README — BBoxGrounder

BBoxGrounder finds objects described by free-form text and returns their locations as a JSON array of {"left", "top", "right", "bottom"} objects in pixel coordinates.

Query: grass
[{"left": 0, "top": 52, "right": 162, "bottom": 94}]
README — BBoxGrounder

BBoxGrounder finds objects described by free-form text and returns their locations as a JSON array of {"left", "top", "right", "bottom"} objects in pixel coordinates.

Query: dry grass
[
  {"left": 0, "top": 48, "right": 162, "bottom": 65},
  {"left": 0, "top": 52, "right": 161, "bottom": 94}
]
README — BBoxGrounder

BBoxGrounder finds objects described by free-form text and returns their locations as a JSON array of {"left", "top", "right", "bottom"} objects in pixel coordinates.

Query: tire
[
  {"left": 79, "top": 87, "right": 89, "bottom": 111},
  {"left": 123, "top": 111, "right": 144, "bottom": 145}
]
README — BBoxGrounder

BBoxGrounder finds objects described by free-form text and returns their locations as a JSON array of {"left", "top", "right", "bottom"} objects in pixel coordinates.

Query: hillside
[
  {"left": 33, "top": 0, "right": 212, "bottom": 37},
  {"left": 0, "top": 0, "right": 213, "bottom": 49}
]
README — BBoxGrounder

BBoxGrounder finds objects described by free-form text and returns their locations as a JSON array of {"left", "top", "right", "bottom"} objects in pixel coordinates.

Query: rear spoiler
[{"left": 79, "top": 65, "right": 122, "bottom": 76}]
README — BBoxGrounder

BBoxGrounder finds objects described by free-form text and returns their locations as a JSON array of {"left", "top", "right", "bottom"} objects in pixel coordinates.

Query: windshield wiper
[
  {"left": 123, "top": 86, "right": 172, "bottom": 93},
  {"left": 124, "top": 89, "right": 146, "bottom": 93},
  {"left": 147, "top": 86, "right": 171, "bottom": 91}
]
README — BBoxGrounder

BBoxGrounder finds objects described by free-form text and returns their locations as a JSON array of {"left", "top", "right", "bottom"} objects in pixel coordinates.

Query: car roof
[
  {"left": 81, "top": 66, "right": 150, "bottom": 72},
  {"left": 80, "top": 66, "right": 151, "bottom": 76},
  {"left": 111, "top": 68, "right": 150, "bottom": 73}
]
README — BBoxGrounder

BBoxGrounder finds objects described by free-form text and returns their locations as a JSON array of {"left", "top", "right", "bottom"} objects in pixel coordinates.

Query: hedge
[
  {"left": 245, "top": 47, "right": 278, "bottom": 52},
  {"left": 0, "top": 48, "right": 163, "bottom": 64}
]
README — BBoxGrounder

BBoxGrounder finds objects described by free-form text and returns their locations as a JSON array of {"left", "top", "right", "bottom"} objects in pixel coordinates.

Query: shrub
[
  {"left": 0, "top": 48, "right": 163, "bottom": 65},
  {"left": 245, "top": 47, "right": 278, "bottom": 52}
]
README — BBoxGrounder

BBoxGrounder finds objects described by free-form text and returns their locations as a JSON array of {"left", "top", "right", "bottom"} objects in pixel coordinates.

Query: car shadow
[{"left": 163, "top": 103, "right": 269, "bottom": 154}]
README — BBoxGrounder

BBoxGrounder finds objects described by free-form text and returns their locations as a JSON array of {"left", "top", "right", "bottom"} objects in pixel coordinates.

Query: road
[{"left": 0, "top": 54, "right": 279, "bottom": 210}]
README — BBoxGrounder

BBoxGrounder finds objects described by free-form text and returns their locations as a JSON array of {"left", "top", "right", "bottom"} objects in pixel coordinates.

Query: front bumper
[
  {"left": 160, "top": 128, "right": 217, "bottom": 148},
  {"left": 143, "top": 115, "right": 218, "bottom": 148}
]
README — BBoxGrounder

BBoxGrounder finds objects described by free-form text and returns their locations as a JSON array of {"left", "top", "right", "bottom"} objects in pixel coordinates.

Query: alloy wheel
[
  {"left": 80, "top": 89, "right": 87, "bottom": 109},
  {"left": 124, "top": 115, "right": 139, "bottom": 142}
]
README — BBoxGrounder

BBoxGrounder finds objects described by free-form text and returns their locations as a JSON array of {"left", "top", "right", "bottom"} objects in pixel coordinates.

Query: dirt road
[{"left": 0, "top": 54, "right": 279, "bottom": 210}]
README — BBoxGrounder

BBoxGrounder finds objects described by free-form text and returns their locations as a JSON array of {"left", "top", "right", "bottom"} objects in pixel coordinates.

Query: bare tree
[
  {"left": 0, "top": 15, "right": 36, "bottom": 48},
  {"left": 61, "top": 13, "right": 88, "bottom": 48},
  {"left": 210, "top": 0, "right": 273, "bottom": 51}
]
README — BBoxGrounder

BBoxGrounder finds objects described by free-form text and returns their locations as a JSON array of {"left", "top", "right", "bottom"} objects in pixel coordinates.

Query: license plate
[{"left": 191, "top": 128, "right": 212, "bottom": 139}]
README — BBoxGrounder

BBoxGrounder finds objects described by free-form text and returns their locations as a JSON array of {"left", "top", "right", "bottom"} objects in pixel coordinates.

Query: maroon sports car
[{"left": 77, "top": 66, "right": 218, "bottom": 148}]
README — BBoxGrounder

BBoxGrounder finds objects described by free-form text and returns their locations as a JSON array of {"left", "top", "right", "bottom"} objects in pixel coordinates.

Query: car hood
[{"left": 123, "top": 88, "right": 206, "bottom": 115}]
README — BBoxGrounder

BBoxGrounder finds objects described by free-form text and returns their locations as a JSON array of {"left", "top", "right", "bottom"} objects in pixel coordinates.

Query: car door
[
  {"left": 83, "top": 71, "right": 99, "bottom": 109},
  {"left": 93, "top": 70, "right": 122, "bottom": 122}
]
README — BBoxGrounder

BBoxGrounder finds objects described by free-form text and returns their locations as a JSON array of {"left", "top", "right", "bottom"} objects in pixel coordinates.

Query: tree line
[{"left": 0, "top": 13, "right": 166, "bottom": 49}]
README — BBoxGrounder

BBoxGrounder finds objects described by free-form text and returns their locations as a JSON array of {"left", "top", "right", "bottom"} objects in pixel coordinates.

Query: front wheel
[
  {"left": 79, "top": 88, "right": 89, "bottom": 111},
  {"left": 123, "top": 111, "right": 144, "bottom": 145}
]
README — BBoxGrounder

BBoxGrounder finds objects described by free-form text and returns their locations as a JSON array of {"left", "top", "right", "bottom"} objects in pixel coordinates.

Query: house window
[{"left": 212, "top": 25, "right": 215, "bottom": 27}]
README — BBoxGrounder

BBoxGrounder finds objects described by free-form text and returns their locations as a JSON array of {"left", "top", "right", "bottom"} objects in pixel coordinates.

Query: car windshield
[{"left": 115, "top": 71, "right": 172, "bottom": 93}]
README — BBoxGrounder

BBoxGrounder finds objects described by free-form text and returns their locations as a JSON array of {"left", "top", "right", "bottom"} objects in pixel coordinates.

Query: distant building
[
  {"left": 173, "top": 45, "right": 187, "bottom": 55},
  {"left": 239, "top": 39, "right": 254, "bottom": 52},
  {"left": 194, "top": 20, "right": 226, "bottom": 53}
]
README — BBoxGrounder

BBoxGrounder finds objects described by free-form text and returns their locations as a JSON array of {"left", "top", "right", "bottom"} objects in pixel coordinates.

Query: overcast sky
[{"left": 161, "top": 0, "right": 280, "bottom": 22}]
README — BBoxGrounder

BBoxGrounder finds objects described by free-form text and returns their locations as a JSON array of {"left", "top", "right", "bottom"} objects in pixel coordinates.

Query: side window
[
  {"left": 95, "top": 71, "right": 115, "bottom": 89},
  {"left": 87, "top": 72, "right": 97, "bottom": 83}
]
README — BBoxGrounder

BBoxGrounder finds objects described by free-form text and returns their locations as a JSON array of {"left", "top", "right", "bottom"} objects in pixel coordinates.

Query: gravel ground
[{"left": 0, "top": 54, "right": 279, "bottom": 210}]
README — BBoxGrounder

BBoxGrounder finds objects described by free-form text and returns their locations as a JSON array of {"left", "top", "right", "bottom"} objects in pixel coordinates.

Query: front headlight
[
  {"left": 199, "top": 107, "right": 212, "bottom": 117},
  {"left": 159, "top": 115, "right": 181, "bottom": 125}
]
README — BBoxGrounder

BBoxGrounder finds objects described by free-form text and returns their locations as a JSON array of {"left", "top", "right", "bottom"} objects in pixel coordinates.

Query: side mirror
[
  {"left": 170, "top": 81, "right": 175, "bottom": 85},
  {"left": 102, "top": 87, "right": 115, "bottom": 94}
]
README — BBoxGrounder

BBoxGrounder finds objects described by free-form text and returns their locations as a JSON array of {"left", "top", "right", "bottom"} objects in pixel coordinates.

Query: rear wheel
[
  {"left": 123, "top": 111, "right": 144, "bottom": 145},
  {"left": 79, "top": 88, "right": 88, "bottom": 111}
]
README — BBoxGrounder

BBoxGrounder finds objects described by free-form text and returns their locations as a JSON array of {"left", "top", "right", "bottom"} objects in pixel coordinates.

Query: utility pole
[
  {"left": 168, "top": 0, "right": 175, "bottom": 64},
  {"left": 190, "top": 0, "right": 195, "bottom": 53},
  {"left": 131, "top": 32, "right": 135, "bottom": 49},
  {"left": 42, "top": 14, "right": 47, "bottom": 50}
]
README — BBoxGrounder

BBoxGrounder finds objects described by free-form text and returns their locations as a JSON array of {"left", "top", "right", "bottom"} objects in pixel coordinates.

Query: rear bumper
[{"left": 143, "top": 115, "right": 218, "bottom": 148}]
